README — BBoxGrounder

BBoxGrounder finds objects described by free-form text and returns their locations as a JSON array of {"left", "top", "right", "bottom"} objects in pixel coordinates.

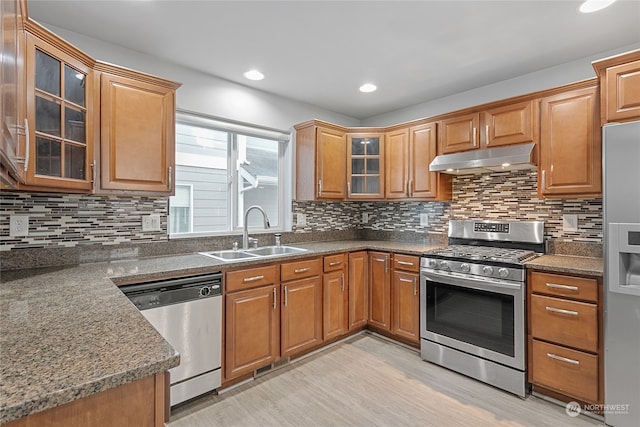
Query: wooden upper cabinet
[
  {"left": 539, "top": 84, "right": 601, "bottom": 197},
  {"left": 384, "top": 128, "right": 409, "bottom": 199},
  {"left": 593, "top": 49, "right": 640, "bottom": 125},
  {"left": 98, "top": 67, "right": 180, "bottom": 195},
  {"left": 347, "top": 133, "right": 384, "bottom": 199},
  {"left": 294, "top": 121, "right": 346, "bottom": 200},
  {"left": 1, "top": 0, "right": 26, "bottom": 187},
  {"left": 21, "top": 29, "right": 95, "bottom": 192},
  {"left": 385, "top": 123, "right": 451, "bottom": 200},
  {"left": 481, "top": 100, "right": 537, "bottom": 147},
  {"left": 438, "top": 113, "right": 479, "bottom": 154}
]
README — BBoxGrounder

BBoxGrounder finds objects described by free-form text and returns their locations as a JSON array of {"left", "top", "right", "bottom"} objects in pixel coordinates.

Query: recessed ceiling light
[
  {"left": 579, "top": 0, "right": 617, "bottom": 13},
  {"left": 359, "top": 83, "right": 377, "bottom": 93},
  {"left": 243, "top": 69, "right": 264, "bottom": 81}
]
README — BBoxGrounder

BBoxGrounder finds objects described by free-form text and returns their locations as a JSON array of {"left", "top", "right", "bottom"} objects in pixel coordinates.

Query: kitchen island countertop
[{"left": 0, "top": 239, "right": 441, "bottom": 424}]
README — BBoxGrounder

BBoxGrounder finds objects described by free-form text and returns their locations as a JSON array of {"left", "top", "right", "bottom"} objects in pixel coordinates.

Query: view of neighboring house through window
[{"left": 169, "top": 113, "right": 287, "bottom": 236}]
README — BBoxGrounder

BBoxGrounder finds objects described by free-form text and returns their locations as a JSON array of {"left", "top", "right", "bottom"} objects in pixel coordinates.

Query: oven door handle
[{"left": 421, "top": 270, "right": 522, "bottom": 293}]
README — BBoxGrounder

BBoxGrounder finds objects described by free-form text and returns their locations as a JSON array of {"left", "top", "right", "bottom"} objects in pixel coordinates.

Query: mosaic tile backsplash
[
  {"left": 1, "top": 169, "right": 602, "bottom": 252},
  {"left": 1, "top": 193, "right": 168, "bottom": 250}
]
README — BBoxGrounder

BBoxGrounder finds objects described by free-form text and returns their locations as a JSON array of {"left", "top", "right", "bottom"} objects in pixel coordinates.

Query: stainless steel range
[{"left": 420, "top": 220, "right": 544, "bottom": 397}]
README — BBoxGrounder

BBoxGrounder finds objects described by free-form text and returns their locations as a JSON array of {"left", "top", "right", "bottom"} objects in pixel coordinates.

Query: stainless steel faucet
[{"left": 243, "top": 205, "right": 271, "bottom": 249}]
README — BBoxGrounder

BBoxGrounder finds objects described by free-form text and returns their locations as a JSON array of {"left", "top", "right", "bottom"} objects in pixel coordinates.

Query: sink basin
[
  {"left": 199, "top": 250, "right": 260, "bottom": 261},
  {"left": 199, "top": 246, "right": 307, "bottom": 262},
  {"left": 245, "top": 245, "right": 308, "bottom": 256}
]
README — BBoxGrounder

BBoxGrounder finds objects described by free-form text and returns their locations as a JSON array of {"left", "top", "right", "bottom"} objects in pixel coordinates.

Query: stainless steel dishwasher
[{"left": 121, "top": 272, "right": 222, "bottom": 406}]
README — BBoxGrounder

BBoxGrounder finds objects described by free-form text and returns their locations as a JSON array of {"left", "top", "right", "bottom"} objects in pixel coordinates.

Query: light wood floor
[{"left": 169, "top": 334, "right": 604, "bottom": 427}]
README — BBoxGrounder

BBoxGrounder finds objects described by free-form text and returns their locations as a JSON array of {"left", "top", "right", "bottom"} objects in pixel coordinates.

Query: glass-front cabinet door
[
  {"left": 24, "top": 32, "right": 94, "bottom": 191},
  {"left": 347, "top": 133, "right": 384, "bottom": 199}
]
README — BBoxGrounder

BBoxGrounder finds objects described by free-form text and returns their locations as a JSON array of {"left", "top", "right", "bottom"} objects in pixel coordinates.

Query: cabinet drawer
[
  {"left": 530, "top": 294, "right": 598, "bottom": 352},
  {"left": 324, "top": 253, "right": 347, "bottom": 272},
  {"left": 281, "top": 258, "right": 322, "bottom": 281},
  {"left": 226, "top": 265, "right": 279, "bottom": 292},
  {"left": 393, "top": 254, "right": 419, "bottom": 272},
  {"left": 531, "top": 339, "right": 598, "bottom": 403},
  {"left": 530, "top": 271, "right": 598, "bottom": 302}
]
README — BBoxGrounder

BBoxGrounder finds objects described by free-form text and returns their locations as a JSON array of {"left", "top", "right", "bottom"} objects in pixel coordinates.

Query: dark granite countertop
[
  {"left": 525, "top": 254, "right": 604, "bottom": 277},
  {"left": 0, "top": 239, "right": 442, "bottom": 424}
]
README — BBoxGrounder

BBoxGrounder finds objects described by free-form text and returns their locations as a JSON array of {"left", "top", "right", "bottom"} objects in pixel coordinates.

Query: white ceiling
[{"left": 27, "top": 0, "right": 640, "bottom": 120}]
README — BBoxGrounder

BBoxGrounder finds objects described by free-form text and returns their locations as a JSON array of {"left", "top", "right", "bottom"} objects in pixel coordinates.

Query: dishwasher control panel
[{"left": 121, "top": 272, "right": 223, "bottom": 311}]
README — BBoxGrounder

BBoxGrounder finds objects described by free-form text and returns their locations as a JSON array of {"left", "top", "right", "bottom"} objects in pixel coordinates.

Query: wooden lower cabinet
[
  {"left": 368, "top": 252, "right": 391, "bottom": 331},
  {"left": 6, "top": 373, "right": 167, "bottom": 427},
  {"left": 348, "top": 251, "right": 368, "bottom": 330},
  {"left": 527, "top": 269, "right": 603, "bottom": 408},
  {"left": 323, "top": 269, "right": 348, "bottom": 340},
  {"left": 225, "top": 283, "right": 280, "bottom": 380},
  {"left": 391, "top": 260, "right": 420, "bottom": 344},
  {"left": 281, "top": 276, "right": 323, "bottom": 357}
]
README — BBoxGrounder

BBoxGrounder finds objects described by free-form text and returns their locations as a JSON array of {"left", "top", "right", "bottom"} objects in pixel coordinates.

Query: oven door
[{"left": 420, "top": 269, "right": 524, "bottom": 370}]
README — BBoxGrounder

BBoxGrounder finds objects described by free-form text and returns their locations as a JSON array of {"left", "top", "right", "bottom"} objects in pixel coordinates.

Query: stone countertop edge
[
  {"left": 525, "top": 254, "right": 604, "bottom": 277},
  {"left": 0, "top": 240, "right": 603, "bottom": 424}
]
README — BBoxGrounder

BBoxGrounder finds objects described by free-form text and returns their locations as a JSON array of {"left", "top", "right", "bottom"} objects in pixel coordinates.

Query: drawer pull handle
[
  {"left": 329, "top": 261, "right": 342, "bottom": 266},
  {"left": 243, "top": 275, "right": 265, "bottom": 283},
  {"left": 397, "top": 261, "right": 414, "bottom": 266},
  {"left": 545, "top": 306, "right": 578, "bottom": 316},
  {"left": 547, "top": 353, "right": 580, "bottom": 365},
  {"left": 399, "top": 278, "right": 414, "bottom": 283},
  {"left": 294, "top": 267, "right": 310, "bottom": 273},
  {"left": 546, "top": 283, "right": 579, "bottom": 291}
]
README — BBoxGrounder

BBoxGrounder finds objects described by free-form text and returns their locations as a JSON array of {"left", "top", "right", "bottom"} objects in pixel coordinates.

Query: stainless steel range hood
[{"left": 429, "top": 143, "right": 537, "bottom": 175}]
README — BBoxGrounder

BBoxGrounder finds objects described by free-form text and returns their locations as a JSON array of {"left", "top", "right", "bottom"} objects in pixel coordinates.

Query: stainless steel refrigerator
[{"left": 603, "top": 121, "right": 640, "bottom": 427}]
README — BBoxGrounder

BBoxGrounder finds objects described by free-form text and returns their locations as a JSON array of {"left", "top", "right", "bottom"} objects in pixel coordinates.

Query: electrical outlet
[
  {"left": 562, "top": 214, "right": 578, "bottom": 232},
  {"left": 9, "top": 215, "right": 29, "bottom": 237},
  {"left": 420, "top": 213, "right": 429, "bottom": 227},
  {"left": 296, "top": 213, "right": 307, "bottom": 226},
  {"left": 142, "top": 214, "right": 161, "bottom": 232},
  {"left": 362, "top": 212, "right": 369, "bottom": 224}
]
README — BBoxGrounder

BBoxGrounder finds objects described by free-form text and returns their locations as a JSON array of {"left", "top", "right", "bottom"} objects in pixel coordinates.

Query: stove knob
[
  {"left": 498, "top": 268, "right": 509, "bottom": 278},
  {"left": 428, "top": 259, "right": 437, "bottom": 268},
  {"left": 482, "top": 266, "right": 494, "bottom": 275},
  {"left": 460, "top": 263, "right": 470, "bottom": 273},
  {"left": 439, "top": 261, "right": 449, "bottom": 269}
]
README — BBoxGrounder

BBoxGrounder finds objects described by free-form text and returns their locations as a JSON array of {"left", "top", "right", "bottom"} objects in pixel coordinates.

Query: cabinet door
[
  {"left": 409, "top": 122, "right": 442, "bottom": 199},
  {"left": 368, "top": 251, "right": 390, "bottom": 331},
  {"left": 23, "top": 32, "right": 94, "bottom": 192},
  {"left": 603, "top": 59, "right": 640, "bottom": 123},
  {"left": 225, "top": 285, "right": 280, "bottom": 380},
  {"left": 281, "top": 277, "right": 323, "bottom": 357},
  {"left": 100, "top": 72, "right": 175, "bottom": 194},
  {"left": 384, "top": 128, "right": 409, "bottom": 199},
  {"left": 439, "top": 113, "right": 479, "bottom": 154},
  {"left": 539, "top": 86, "right": 601, "bottom": 197},
  {"left": 1, "top": 0, "right": 25, "bottom": 186},
  {"left": 316, "top": 126, "right": 346, "bottom": 199},
  {"left": 391, "top": 270, "right": 420, "bottom": 344},
  {"left": 348, "top": 251, "right": 368, "bottom": 330},
  {"left": 481, "top": 100, "right": 536, "bottom": 148},
  {"left": 347, "top": 133, "right": 385, "bottom": 199},
  {"left": 323, "top": 269, "right": 348, "bottom": 340}
]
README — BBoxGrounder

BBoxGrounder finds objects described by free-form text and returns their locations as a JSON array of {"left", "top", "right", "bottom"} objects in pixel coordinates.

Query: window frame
[{"left": 169, "top": 111, "right": 290, "bottom": 239}]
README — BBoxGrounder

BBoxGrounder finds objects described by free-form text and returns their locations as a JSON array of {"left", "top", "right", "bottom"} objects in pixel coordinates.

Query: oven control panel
[{"left": 474, "top": 222, "right": 509, "bottom": 233}]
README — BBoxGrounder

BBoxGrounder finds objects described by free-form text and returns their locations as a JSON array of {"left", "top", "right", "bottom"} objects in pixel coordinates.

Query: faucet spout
[{"left": 243, "top": 205, "right": 271, "bottom": 249}]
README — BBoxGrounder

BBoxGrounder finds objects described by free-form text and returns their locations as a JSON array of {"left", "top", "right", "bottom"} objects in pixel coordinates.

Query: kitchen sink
[
  {"left": 244, "top": 245, "right": 308, "bottom": 256},
  {"left": 199, "top": 250, "right": 260, "bottom": 261},
  {"left": 199, "top": 246, "right": 307, "bottom": 262}
]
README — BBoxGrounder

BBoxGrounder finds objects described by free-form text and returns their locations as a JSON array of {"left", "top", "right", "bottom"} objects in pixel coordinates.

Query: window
[{"left": 169, "top": 112, "right": 290, "bottom": 236}]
